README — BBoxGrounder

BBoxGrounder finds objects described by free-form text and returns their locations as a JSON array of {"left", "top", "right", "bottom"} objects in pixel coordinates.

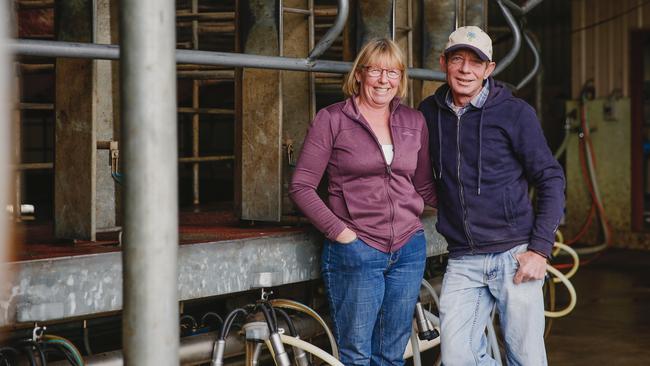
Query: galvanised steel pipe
[
  {"left": 501, "top": 0, "right": 543, "bottom": 16},
  {"left": 516, "top": 30, "right": 540, "bottom": 90},
  {"left": 120, "top": 0, "right": 179, "bottom": 364},
  {"left": 9, "top": 39, "right": 446, "bottom": 81},
  {"left": 493, "top": 0, "right": 522, "bottom": 76},
  {"left": 0, "top": 0, "right": 11, "bottom": 274},
  {"left": 307, "top": 0, "right": 349, "bottom": 61}
]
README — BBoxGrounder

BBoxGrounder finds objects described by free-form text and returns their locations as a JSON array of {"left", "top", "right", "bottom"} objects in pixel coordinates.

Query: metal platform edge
[{"left": 0, "top": 215, "right": 446, "bottom": 327}]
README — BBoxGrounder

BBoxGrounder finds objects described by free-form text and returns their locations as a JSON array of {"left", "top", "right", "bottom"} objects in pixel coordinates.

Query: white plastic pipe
[
  {"left": 269, "top": 298, "right": 339, "bottom": 359},
  {"left": 279, "top": 334, "right": 344, "bottom": 366},
  {"left": 545, "top": 265, "right": 577, "bottom": 318},
  {"left": 552, "top": 242, "right": 580, "bottom": 282}
]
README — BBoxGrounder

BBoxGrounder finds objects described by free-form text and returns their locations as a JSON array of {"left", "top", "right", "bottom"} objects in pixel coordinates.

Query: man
[{"left": 418, "top": 26, "right": 565, "bottom": 365}]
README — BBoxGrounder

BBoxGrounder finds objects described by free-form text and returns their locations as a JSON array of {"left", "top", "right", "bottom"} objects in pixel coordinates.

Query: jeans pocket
[{"left": 507, "top": 243, "right": 528, "bottom": 265}]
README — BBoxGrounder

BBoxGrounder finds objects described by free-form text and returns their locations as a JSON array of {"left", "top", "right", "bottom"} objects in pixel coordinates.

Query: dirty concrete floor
[{"left": 546, "top": 248, "right": 650, "bottom": 365}]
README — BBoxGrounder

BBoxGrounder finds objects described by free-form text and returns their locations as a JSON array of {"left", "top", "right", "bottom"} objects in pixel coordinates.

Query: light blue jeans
[
  {"left": 439, "top": 244, "right": 547, "bottom": 366},
  {"left": 321, "top": 231, "right": 426, "bottom": 366}
]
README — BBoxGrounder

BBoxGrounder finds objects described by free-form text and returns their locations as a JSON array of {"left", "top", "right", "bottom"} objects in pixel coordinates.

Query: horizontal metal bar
[
  {"left": 18, "top": 102, "right": 53, "bottom": 110},
  {"left": 178, "top": 155, "right": 235, "bottom": 163},
  {"left": 17, "top": 0, "right": 53, "bottom": 10},
  {"left": 9, "top": 39, "right": 446, "bottom": 81},
  {"left": 176, "top": 23, "right": 235, "bottom": 33},
  {"left": 178, "top": 107, "right": 235, "bottom": 115},
  {"left": 314, "top": 8, "right": 338, "bottom": 17},
  {"left": 284, "top": 7, "right": 311, "bottom": 15},
  {"left": 19, "top": 63, "right": 54, "bottom": 73},
  {"left": 12, "top": 162, "right": 53, "bottom": 170},
  {"left": 176, "top": 11, "right": 235, "bottom": 21},
  {"left": 177, "top": 70, "right": 234, "bottom": 79}
]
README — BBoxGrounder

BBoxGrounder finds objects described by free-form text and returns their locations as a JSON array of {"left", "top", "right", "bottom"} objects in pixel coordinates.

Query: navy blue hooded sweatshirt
[{"left": 418, "top": 78, "right": 565, "bottom": 258}]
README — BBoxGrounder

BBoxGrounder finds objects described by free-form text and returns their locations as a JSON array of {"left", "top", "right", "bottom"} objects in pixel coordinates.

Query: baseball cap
[{"left": 444, "top": 26, "right": 493, "bottom": 61}]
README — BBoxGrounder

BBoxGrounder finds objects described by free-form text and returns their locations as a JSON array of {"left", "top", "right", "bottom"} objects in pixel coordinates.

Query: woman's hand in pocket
[{"left": 335, "top": 227, "right": 357, "bottom": 244}]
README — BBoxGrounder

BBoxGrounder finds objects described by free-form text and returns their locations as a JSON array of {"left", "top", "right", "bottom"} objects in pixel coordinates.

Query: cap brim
[{"left": 445, "top": 44, "right": 490, "bottom": 61}]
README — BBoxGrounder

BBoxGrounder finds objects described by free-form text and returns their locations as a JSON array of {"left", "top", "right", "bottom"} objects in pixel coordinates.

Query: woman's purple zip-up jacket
[
  {"left": 289, "top": 97, "right": 437, "bottom": 253},
  {"left": 418, "top": 78, "right": 565, "bottom": 258}
]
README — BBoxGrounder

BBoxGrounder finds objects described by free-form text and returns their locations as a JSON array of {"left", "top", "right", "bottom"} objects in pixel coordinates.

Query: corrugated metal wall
[{"left": 571, "top": 0, "right": 650, "bottom": 98}]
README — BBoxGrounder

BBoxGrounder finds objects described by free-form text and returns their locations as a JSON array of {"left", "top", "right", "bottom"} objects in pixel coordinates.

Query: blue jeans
[
  {"left": 321, "top": 231, "right": 426, "bottom": 366},
  {"left": 439, "top": 244, "right": 547, "bottom": 366}
]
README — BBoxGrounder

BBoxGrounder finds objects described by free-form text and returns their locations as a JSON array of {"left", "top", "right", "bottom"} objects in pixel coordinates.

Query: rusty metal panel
[
  {"left": 357, "top": 0, "right": 393, "bottom": 48},
  {"left": 54, "top": 0, "right": 96, "bottom": 240},
  {"left": 564, "top": 99, "right": 631, "bottom": 246},
  {"left": 281, "top": 0, "right": 311, "bottom": 215},
  {"left": 241, "top": 0, "right": 283, "bottom": 221}
]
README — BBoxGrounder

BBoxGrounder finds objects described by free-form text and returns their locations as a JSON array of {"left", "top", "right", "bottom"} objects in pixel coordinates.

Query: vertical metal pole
[
  {"left": 11, "top": 0, "right": 20, "bottom": 223},
  {"left": 192, "top": 0, "right": 200, "bottom": 205},
  {"left": 13, "top": 71, "right": 21, "bottom": 222},
  {"left": 121, "top": 0, "right": 179, "bottom": 364},
  {"left": 0, "top": 0, "right": 11, "bottom": 270},
  {"left": 407, "top": 0, "right": 414, "bottom": 107},
  {"left": 308, "top": 0, "right": 315, "bottom": 118}
]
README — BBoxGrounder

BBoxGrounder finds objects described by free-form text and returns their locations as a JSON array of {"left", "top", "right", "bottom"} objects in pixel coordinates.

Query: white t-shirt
[{"left": 381, "top": 144, "right": 394, "bottom": 165}]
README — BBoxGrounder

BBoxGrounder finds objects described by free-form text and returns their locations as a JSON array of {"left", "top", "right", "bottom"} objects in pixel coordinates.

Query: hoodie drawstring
[
  {"left": 437, "top": 109, "right": 443, "bottom": 180},
  {"left": 477, "top": 107, "right": 485, "bottom": 196}
]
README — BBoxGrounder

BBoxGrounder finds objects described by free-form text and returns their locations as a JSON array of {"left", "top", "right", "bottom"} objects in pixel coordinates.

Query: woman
[{"left": 289, "top": 39, "right": 436, "bottom": 366}]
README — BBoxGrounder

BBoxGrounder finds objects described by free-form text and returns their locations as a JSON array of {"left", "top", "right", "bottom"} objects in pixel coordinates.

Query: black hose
[
  {"left": 41, "top": 343, "right": 77, "bottom": 366},
  {"left": 179, "top": 314, "right": 198, "bottom": 333},
  {"left": 257, "top": 303, "right": 277, "bottom": 333},
  {"left": 19, "top": 340, "right": 46, "bottom": 366},
  {"left": 0, "top": 346, "right": 19, "bottom": 366},
  {"left": 20, "top": 344, "right": 36, "bottom": 366},
  {"left": 220, "top": 308, "right": 248, "bottom": 341},
  {"left": 273, "top": 308, "right": 297, "bottom": 337},
  {"left": 199, "top": 312, "right": 224, "bottom": 330}
]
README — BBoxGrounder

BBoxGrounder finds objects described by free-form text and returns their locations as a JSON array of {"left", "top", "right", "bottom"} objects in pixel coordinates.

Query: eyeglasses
[
  {"left": 363, "top": 66, "right": 402, "bottom": 79},
  {"left": 447, "top": 55, "right": 486, "bottom": 68}
]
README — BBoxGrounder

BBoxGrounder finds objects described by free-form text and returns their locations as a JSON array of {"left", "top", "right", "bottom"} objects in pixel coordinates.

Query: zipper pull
[{"left": 386, "top": 165, "right": 392, "bottom": 176}]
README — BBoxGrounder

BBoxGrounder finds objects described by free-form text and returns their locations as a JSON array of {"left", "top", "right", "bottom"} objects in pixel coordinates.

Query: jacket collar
[{"left": 342, "top": 96, "right": 402, "bottom": 122}]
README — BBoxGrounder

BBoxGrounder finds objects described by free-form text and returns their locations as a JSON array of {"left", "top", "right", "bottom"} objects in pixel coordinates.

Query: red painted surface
[
  {"left": 18, "top": 9, "right": 54, "bottom": 38},
  {"left": 15, "top": 209, "right": 308, "bottom": 261}
]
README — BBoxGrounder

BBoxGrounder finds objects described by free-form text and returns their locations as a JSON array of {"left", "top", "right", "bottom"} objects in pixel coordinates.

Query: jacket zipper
[
  {"left": 456, "top": 115, "right": 476, "bottom": 252},
  {"left": 356, "top": 111, "right": 396, "bottom": 252},
  {"left": 385, "top": 164, "right": 395, "bottom": 252}
]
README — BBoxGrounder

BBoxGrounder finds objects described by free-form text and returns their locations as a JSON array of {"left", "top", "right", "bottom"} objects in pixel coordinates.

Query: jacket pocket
[
  {"left": 341, "top": 178, "right": 389, "bottom": 231},
  {"left": 503, "top": 187, "right": 517, "bottom": 226}
]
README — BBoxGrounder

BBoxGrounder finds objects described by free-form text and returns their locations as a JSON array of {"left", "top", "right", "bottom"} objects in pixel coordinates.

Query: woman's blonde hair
[{"left": 342, "top": 38, "right": 408, "bottom": 99}]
